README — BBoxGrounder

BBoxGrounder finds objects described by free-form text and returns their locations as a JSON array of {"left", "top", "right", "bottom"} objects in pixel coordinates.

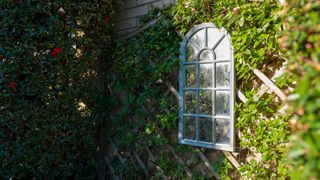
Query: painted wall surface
[{"left": 115, "top": 0, "right": 176, "bottom": 37}]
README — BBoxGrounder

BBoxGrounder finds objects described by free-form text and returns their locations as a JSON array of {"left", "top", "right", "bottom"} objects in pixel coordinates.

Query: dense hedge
[
  {"left": 282, "top": 0, "right": 320, "bottom": 179},
  {"left": 0, "top": 0, "right": 120, "bottom": 178}
]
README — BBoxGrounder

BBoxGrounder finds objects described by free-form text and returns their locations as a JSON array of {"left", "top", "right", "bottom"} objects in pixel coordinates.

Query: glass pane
[
  {"left": 215, "top": 37, "right": 231, "bottom": 60},
  {"left": 185, "top": 91, "right": 197, "bottom": 114},
  {"left": 191, "top": 29, "right": 206, "bottom": 49},
  {"left": 184, "top": 116, "right": 196, "bottom": 140},
  {"left": 200, "top": 63, "right": 212, "bottom": 88},
  {"left": 199, "top": 91, "right": 212, "bottom": 115},
  {"left": 215, "top": 118, "right": 229, "bottom": 144},
  {"left": 185, "top": 65, "right": 196, "bottom": 87},
  {"left": 186, "top": 43, "right": 197, "bottom": 62},
  {"left": 207, "top": 28, "right": 224, "bottom": 49},
  {"left": 216, "top": 62, "right": 230, "bottom": 88},
  {"left": 200, "top": 49, "right": 215, "bottom": 61},
  {"left": 199, "top": 117, "right": 213, "bottom": 142},
  {"left": 215, "top": 91, "right": 230, "bottom": 116}
]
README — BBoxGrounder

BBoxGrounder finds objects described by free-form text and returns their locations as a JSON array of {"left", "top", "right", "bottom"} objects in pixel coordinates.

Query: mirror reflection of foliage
[
  {"left": 185, "top": 91, "right": 197, "bottom": 114},
  {"left": 199, "top": 91, "right": 212, "bottom": 114},
  {"left": 281, "top": 0, "right": 320, "bottom": 179}
]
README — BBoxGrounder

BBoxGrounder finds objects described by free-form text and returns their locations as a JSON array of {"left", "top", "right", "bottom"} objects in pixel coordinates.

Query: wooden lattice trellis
[
  {"left": 106, "top": 61, "right": 288, "bottom": 179},
  {"left": 107, "top": 19, "right": 289, "bottom": 179}
]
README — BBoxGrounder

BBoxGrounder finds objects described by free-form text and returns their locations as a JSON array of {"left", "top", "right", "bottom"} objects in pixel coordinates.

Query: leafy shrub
[
  {"left": 0, "top": 0, "right": 120, "bottom": 178},
  {"left": 281, "top": 0, "right": 320, "bottom": 179}
]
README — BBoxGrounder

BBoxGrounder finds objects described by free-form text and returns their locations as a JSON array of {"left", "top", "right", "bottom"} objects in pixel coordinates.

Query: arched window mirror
[{"left": 178, "top": 23, "right": 235, "bottom": 151}]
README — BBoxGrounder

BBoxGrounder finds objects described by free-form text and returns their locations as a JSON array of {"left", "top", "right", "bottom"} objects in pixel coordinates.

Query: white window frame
[{"left": 178, "top": 23, "right": 235, "bottom": 152}]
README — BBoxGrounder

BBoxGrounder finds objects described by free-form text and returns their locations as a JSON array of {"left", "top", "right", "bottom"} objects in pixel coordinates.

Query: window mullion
[
  {"left": 212, "top": 61, "right": 216, "bottom": 144},
  {"left": 196, "top": 60, "right": 200, "bottom": 142},
  {"left": 205, "top": 27, "right": 208, "bottom": 47}
]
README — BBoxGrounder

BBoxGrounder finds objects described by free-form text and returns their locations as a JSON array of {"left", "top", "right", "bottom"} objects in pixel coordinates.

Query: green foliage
[
  {"left": 155, "top": 155, "right": 186, "bottom": 178},
  {"left": 236, "top": 92, "right": 290, "bottom": 178},
  {"left": 172, "top": 0, "right": 290, "bottom": 178},
  {"left": 0, "top": 0, "right": 299, "bottom": 178},
  {"left": 110, "top": 10, "right": 183, "bottom": 177},
  {"left": 213, "top": 156, "right": 233, "bottom": 180},
  {"left": 0, "top": 0, "right": 120, "bottom": 178},
  {"left": 110, "top": 0, "right": 290, "bottom": 178},
  {"left": 282, "top": 0, "right": 320, "bottom": 179},
  {"left": 172, "top": 0, "right": 285, "bottom": 83}
]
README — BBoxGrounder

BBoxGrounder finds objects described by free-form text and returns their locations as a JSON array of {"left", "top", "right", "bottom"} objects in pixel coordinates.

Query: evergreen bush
[{"left": 0, "top": 0, "right": 120, "bottom": 178}]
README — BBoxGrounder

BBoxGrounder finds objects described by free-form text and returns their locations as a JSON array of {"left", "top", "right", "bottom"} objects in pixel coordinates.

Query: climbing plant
[
  {"left": 281, "top": 0, "right": 320, "bottom": 179},
  {"left": 110, "top": 0, "right": 292, "bottom": 179},
  {"left": 0, "top": 0, "right": 120, "bottom": 178},
  {"left": 1, "top": 0, "right": 310, "bottom": 179},
  {"left": 110, "top": 9, "right": 185, "bottom": 177},
  {"left": 174, "top": 0, "right": 292, "bottom": 178}
]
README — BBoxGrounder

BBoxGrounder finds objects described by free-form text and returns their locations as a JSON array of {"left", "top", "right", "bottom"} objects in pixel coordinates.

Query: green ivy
[
  {"left": 112, "top": 12, "right": 179, "bottom": 133},
  {"left": 236, "top": 92, "right": 290, "bottom": 178},
  {"left": 213, "top": 156, "right": 233, "bottom": 180},
  {"left": 172, "top": 0, "right": 291, "bottom": 178},
  {"left": 110, "top": 0, "right": 291, "bottom": 178},
  {"left": 173, "top": 0, "right": 285, "bottom": 83}
]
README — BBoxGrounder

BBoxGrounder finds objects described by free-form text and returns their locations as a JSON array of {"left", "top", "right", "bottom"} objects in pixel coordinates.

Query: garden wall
[{"left": 115, "top": 0, "right": 176, "bottom": 37}]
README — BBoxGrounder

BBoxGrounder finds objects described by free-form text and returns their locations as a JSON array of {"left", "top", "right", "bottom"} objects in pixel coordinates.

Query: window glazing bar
[
  {"left": 196, "top": 49, "right": 200, "bottom": 142},
  {"left": 182, "top": 88, "right": 231, "bottom": 91},
  {"left": 188, "top": 39, "right": 201, "bottom": 51},
  {"left": 183, "top": 61, "right": 213, "bottom": 65},
  {"left": 213, "top": 88, "right": 231, "bottom": 91},
  {"left": 205, "top": 27, "right": 208, "bottom": 47},
  {"left": 213, "top": 59, "right": 230, "bottom": 62},
  {"left": 184, "top": 88, "right": 213, "bottom": 91},
  {"left": 212, "top": 34, "right": 225, "bottom": 50},
  {"left": 212, "top": 53, "right": 216, "bottom": 144},
  {"left": 183, "top": 114, "right": 213, "bottom": 118}
]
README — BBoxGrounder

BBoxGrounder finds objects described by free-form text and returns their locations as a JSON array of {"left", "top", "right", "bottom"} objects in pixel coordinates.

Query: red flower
[
  {"left": 103, "top": 16, "right": 109, "bottom": 24},
  {"left": 9, "top": 82, "right": 16, "bottom": 92},
  {"left": 51, "top": 47, "right": 62, "bottom": 57}
]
